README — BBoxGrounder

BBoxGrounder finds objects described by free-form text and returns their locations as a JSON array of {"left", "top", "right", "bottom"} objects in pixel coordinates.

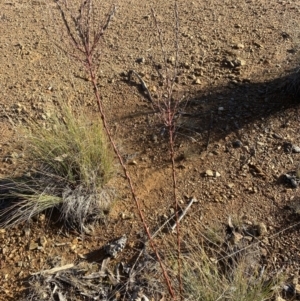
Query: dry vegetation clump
[
  {"left": 20, "top": 222, "right": 284, "bottom": 301},
  {"left": 157, "top": 224, "right": 282, "bottom": 301},
  {"left": 0, "top": 103, "right": 115, "bottom": 232}
]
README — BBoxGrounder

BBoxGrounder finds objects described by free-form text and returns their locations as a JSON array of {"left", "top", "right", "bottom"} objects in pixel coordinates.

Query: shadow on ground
[{"left": 124, "top": 68, "right": 300, "bottom": 150}]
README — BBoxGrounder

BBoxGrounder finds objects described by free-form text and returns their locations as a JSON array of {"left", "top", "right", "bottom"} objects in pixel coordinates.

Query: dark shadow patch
[{"left": 122, "top": 67, "right": 300, "bottom": 157}]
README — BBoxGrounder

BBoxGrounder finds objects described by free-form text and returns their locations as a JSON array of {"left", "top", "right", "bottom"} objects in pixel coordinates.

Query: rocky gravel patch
[{"left": 0, "top": 0, "right": 300, "bottom": 300}]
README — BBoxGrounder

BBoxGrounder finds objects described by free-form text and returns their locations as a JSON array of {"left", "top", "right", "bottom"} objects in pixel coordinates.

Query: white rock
[{"left": 205, "top": 169, "right": 214, "bottom": 177}]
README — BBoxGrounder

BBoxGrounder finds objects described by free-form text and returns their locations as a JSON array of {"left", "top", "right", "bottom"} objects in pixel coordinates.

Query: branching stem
[{"left": 56, "top": 0, "right": 176, "bottom": 299}]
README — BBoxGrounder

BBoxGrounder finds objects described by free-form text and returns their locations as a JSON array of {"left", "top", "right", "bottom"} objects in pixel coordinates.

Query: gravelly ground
[{"left": 0, "top": 0, "right": 300, "bottom": 300}]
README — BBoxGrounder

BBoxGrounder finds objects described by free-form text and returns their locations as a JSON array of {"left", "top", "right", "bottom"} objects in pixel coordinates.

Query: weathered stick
[
  {"left": 171, "top": 197, "right": 196, "bottom": 231},
  {"left": 30, "top": 263, "right": 74, "bottom": 275}
]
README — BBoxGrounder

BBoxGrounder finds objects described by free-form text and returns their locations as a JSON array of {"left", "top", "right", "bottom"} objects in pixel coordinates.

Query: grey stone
[{"left": 105, "top": 235, "right": 127, "bottom": 258}]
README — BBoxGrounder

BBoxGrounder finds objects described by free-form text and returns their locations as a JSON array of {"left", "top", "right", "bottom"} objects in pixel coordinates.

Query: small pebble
[
  {"left": 227, "top": 183, "right": 235, "bottom": 188},
  {"left": 285, "top": 174, "right": 299, "bottom": 188},
  {"left": 28, "top": 242, "right": 39, "bottom": 251},
  {"left": 205, "top": 169, "right": 214, "bottom": 177},
  {"left": 234, "top": 43, "right": 245, "bottom": 49},
  {"left": 257, "top": 222, "right": 268, "bottom": 236},
  {"left": 292, "top": 145, "right": 300, "bottom": 153},
  {"left": 232, "top": 140, "right": 243, "bottom": 148},
  {"left": 167, "top": 56, "right": 175, "bottom": 64},
  {"left": 136, "top": 57, "right": 145, "bottom": 64},
  {"left": 193, "top": 78, "right": 201, "bottom": 85},
  {"left": 152, "top": 134, "right": 158, "bottom": 143}
]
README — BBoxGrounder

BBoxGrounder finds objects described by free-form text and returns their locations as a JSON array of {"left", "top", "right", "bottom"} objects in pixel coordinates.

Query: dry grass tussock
[
  {"left": 152, "top": 224, "right": 283, "bottom": 301},
  {"left": 0, "top": 103, "right": 115, "bottom": 232}
]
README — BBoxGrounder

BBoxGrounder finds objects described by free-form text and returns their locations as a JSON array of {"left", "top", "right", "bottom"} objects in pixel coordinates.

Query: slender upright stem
[
  {"left": 168, "top": 115, "right": 183, "bottom": 300},
  {"left": 152, "top": 1, "right": 183, "bottom": 298},
  {"left": 57, "top": 1, "right": 177, "bottom": 298},
  {"left": 86, "top": 55, "right": 176, "bottom": 300}
]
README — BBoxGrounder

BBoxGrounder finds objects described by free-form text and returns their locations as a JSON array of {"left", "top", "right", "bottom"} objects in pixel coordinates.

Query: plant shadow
[{"left": 124, "top": 68, "right": 300, "bottom": 151}]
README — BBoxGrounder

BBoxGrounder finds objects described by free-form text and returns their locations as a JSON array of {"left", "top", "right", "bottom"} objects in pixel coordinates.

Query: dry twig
[{"left": 171, "top": 198, "right": 196, "bottom": 232}]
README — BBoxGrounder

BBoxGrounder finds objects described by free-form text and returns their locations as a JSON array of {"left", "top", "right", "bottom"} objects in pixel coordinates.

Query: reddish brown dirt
[{"left": 1, "top": 0, "right": 300, "bottom": 300}]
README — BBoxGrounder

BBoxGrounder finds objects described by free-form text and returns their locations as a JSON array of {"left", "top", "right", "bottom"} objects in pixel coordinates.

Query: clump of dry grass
[
  {"left": 27, "top": 104, "right": 114, "bottom": 188},
  {"left": 176, "top": 245, "right": 275, "bottom": 301},
  {"left": 143, "top": 224, "right": 282, "bottom": 301},
  {"left": 0, "top": 103, "right": 115, "bottom": 231}
]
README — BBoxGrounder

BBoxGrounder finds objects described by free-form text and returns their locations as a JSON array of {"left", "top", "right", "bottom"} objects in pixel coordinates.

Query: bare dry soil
[{"left": 1, "top": 0, "right": 300, "bottom": 300}]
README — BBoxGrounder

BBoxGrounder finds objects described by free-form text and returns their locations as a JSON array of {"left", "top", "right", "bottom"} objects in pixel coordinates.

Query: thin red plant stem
[
  {"left": 167, "top": 116, "right": 183, "bottom": 300},
  {"left": 171, "top": 2, "right": 183, "bottom": 298},
  {"left": 84, "top": 43, "right": 176, "bottom": 301},
  {"left": 152, "top": 1, "right": 183, "bottom": 298},
  {"left": 56, "top": 1, "right": 177, "bottom": 298}
]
